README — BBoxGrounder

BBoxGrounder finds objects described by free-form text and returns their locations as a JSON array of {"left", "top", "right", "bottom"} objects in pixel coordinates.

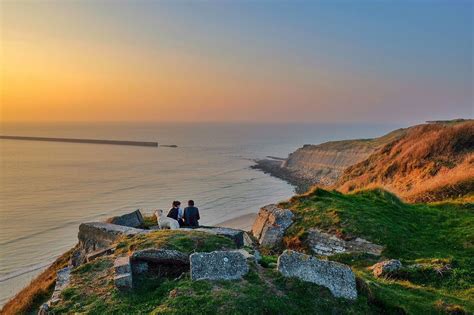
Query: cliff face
[
  {"left": 253, "top": 129, "right": 405, "bottom": 192},
  {"left": 282, "top": 143, "right": 376, "bottom": 186}
]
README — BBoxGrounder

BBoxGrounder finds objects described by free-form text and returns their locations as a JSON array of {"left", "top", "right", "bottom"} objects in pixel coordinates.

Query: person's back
[
  {"left": 184, "top": 200, "right": 200, "bottom": 227},
  {"left": 167, "top": 201, "right": 180, "bottom": 221}
]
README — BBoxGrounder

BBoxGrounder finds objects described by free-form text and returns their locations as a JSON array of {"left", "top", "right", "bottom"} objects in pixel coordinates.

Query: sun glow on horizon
[{"left": 1, "top": 1, "right": 472, "bottom": 123}]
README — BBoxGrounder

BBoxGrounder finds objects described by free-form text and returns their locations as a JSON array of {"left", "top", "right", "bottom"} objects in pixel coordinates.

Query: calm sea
[{"left": 0, "top": 122, "right": 400, "bottom": 305}]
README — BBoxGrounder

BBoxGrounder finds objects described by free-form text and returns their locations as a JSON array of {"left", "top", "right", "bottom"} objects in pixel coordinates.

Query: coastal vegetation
[
  {"left": 337, "top": 121, "right": 474, "bottom": 202},
  {"left": 281, "top": 188, "right": 474, "bottom": 313}
]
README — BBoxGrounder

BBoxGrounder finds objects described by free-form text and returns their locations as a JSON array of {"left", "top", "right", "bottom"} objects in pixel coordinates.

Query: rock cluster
[
  {"left": 308, "top": 228, "right": 383, "bottom": 256},
  {"left": 277, "top": 250, "right": 357, "bottom": 300},
  {"left": 370, "top": 259, "right": 402, "bottom": 278},
  {"left": 252, "top": 204, "right": 294, "bottom": 247}
]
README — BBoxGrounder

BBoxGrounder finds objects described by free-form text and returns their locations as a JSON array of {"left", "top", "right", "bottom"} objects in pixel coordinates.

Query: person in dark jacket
[
  {"left": 167, "top": 201, "right": 184, "bottom": 227},
  {"left": 183, "top": 200, "right": 200, "bottom": 228}
]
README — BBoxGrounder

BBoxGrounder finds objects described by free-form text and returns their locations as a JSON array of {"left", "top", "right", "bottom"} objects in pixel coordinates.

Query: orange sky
[{"left": 1, "top": 2, "right": 472, "bottom": 123}]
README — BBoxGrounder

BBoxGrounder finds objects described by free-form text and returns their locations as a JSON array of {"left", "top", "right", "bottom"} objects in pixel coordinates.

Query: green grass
[
  {"left": 281, "top": 188, "right": 474, "bottom": 313},
  {"left": 52, "top": 258, "right": 380, "bottom": 314},
  {"left": 115, "top": 230, "right": 236, "bottom": 255}
]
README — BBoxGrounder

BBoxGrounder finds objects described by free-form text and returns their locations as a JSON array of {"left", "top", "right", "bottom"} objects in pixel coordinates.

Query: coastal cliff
[
  {"left": 254, "top": 120, "right": 473, "bottom": 202},
  {"left": 253, "top": 128, "right": 405, "bottom": 193}
]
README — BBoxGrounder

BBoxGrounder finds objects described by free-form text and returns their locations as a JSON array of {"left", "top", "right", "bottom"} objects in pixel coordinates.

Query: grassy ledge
[{"left": 280, "top": 188, "right": 474, "bottom": 313}]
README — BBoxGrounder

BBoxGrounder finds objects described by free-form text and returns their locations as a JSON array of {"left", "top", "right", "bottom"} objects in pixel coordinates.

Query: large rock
[
  {"left": 194, "top": 227, "right": 244, "bottom": 248},
  {"left": 277, "top": 250, "right": 357, "bottom": 300},
  {"left": 190, "top": 251, "right": 249, "bottom": 281},
  {"left": 78, "top": 222, "right": 147, "bottom": 252},
  {"left": 308, "top": 228, "right": 384, "bottom": 256},
  {"left": 251, "top": 204, "right": 294, "bottom": 247},
  {"left": 107, "top": 209, "right": 144, "bottom": 228},
  {"left": 370, "top": 259, "right": 402, "bottom": 278}
]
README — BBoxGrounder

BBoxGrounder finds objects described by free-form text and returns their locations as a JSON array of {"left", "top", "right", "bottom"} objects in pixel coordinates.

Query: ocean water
[{"left": 0, "top": 122, "right": 400, "bottom": 306}]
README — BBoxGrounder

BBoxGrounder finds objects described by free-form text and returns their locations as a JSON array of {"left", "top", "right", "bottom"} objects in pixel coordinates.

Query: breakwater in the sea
[{"left": 0, "top": 135, "right": 159, "bottom": 147}]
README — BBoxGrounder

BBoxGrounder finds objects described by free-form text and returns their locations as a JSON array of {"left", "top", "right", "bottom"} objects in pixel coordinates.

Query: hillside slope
[
  {"left": 336, "top": 121, "right": 474, "bottom": 202},
  {"left": 280, "top": 188, "right": 474, "bottom": 314}
]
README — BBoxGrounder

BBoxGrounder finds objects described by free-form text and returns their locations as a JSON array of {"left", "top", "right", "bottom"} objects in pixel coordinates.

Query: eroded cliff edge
[{"left": 252, "top": 128, "right": 405, "bottom": 193}]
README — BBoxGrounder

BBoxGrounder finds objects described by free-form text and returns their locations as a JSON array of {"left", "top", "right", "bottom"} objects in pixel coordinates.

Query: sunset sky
[{"left": 1, "top": 1, "right": 472, "bottom": 123}]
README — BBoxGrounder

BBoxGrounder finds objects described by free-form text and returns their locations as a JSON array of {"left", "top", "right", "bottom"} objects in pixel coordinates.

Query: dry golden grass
[
  {"left": 1, "top": 248, "right": 74, "bottom": 315},
  {"left": 336, "top": 122, "right": 474, "bottom": 202}
]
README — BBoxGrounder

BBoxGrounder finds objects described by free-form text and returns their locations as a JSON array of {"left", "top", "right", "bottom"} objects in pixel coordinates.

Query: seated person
[
  {"left": 183, "top": 200, "right": 200, "bottom": 228},
  {"left": 167, "top": 201, "right": 184, "bottom": 227}
]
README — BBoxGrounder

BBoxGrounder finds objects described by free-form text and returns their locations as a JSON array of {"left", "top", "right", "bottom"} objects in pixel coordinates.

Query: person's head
[
  {"left": 172, "top": 200, "right": 181, "bottom": 208},
  {"left": 188, "top": 200, "right": 194, "bottom": 207}
]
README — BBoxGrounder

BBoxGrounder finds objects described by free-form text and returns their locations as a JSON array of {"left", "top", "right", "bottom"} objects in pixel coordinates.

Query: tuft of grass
[{"left": 142, "top": 214, "right": 158, "bottom": 229}]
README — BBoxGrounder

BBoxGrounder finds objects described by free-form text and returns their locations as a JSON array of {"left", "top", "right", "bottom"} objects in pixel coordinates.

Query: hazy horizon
[{"left": 1, "top": 1, "right": 472, "bottom": 123}]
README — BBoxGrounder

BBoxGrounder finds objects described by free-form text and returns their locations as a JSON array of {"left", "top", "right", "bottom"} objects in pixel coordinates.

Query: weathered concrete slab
[
  {"left": 190, "top": 251, "right": 249, "bottom": 281},
  {"left": 277, "top": 250, "right": 357, "bottom": 300},
  {"left": 114, "top": 256, "right": 131, "bottom": 274},
  {"left": 251, "top": 204, "right": 294, "bottom": 247},
  {"left": 107, "top": 209, "right": 144, "bottom": 228},
  {"left": 114, "top": 273, "right": 133, "bottom": 291},
  {"left": 308, "top": 228, "right": 383, "bottom": 256},
  {"left": 78, "top": 222, "right": 148, "bottom": 252},
  {"left": 114, "top": 256, "right": 133, "bottom": 291},
  {"left": 86, "top": 246, "right": 115, "bottom": 262}
]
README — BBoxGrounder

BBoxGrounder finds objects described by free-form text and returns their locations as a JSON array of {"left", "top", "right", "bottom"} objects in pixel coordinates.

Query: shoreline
[{"left": 251, "top": 159, "right": 314, "bottom": 194}]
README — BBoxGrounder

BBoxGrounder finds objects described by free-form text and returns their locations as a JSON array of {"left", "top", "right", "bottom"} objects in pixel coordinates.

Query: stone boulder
[
  {"left": 251, "top": 204, "right": 294, "bottom": 247},
  {"left": 107, "top": 209, "right": 144, "bottom": 228},
  {"left": 193, "top": 227, "right": 244, "bottom": 248},
  {"left": 370, "top": 259, "right": 402, "bottom": 278},
  {"left": 190, "top": 251, "right": 249, "bottom": 281},
  {"left": 277, "top": 250, "right": 357, "bottom": 300},
  {"left": 308, "top": 228, "right": 383, "bottom": 256}
]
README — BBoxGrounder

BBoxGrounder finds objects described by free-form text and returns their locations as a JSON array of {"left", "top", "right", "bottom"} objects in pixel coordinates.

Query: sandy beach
[{"left": 217, "top": 213, "right": 257, "bottom": 231}]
